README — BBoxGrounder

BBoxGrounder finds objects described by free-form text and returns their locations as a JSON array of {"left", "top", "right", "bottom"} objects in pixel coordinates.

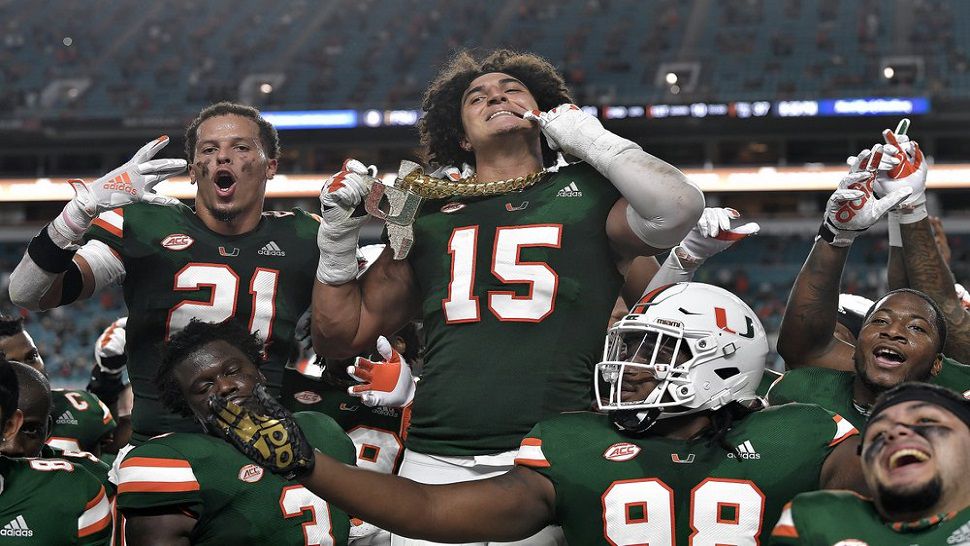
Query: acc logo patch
[
  {"left": 603, "top": 442, "right": 641, "bottom": 462},
  {"left": 440, "top": 202, "right": 465, "bottom": 214},
  {"left": 238, "top": 464, "right": 264, "bottom": 483},
  {"left": 293, "top": 390, "right": 322, "bottom": 405},
  {"left": 833, "top": 541, "right": 868, "bottom": 546},
  {"left": 160, "top": 234, "right": 194, "bottom": 250}
]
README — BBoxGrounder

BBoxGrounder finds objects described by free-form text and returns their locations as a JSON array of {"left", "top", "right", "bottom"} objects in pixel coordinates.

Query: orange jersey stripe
[
  {"left": 514, "top": 457, "right": 551, "bottom": 468},
  {"left": 771, "top": 524, "right": 798, "bottom": 538},
  {"left": 520, "top": 437, "right": 542, "bottom": 447},
  {"left": 117, "top": 481, "right": 201, "bottom": 494}
]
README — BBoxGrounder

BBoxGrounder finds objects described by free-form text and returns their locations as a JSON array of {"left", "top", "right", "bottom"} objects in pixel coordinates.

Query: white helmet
[{"left": 595, "top": 283, "right": 767, "bottom": 433}]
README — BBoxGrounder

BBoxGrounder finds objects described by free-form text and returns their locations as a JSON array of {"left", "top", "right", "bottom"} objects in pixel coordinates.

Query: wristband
[
  {"left": 26, "top": 224, "right": 78, "bottom": 273},
  {"left": 888, "top": 211, "right": 902, "bottom": 247}
]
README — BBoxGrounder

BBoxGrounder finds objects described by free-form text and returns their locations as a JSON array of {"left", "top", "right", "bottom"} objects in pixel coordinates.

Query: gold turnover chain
[{"left": 397, "top": 169, "right": 547, "bottom": 199}]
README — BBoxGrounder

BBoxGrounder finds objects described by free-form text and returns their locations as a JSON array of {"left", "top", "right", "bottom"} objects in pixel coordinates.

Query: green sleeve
[{"left": 115, "top": 440, "right": 203, "bottom": 515}]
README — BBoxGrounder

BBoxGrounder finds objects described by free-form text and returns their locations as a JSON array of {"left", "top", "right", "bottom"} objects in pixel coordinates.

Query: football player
[
  {"left": 212, "top": 283, "right": 865, "bottom": 545},
  {"left": 8, "top": 102, "right": 326, "bottom": 443},
  {"left": 312, "top": 49, "right": 704, "bottom": 546},
  {"left": 0, "top": 358, "right": 112, "bottom": 545},
  {"left": 0, "top": 314, "right": 44, "bottom": 371},
  {"left": 773, "top": 142, "right": 970, "bottom": 428},
  {"left": 771, "top": 382, "right": 970, "bottom": 545},
  {"left": 877, "top": 125, "right": 970, "bottom": 365},
  {"left": 1, "top": 361, "right": 113, "bottom": 495},
  {"left": 115, "top": 318, "right": 355, "bottom": 545}
]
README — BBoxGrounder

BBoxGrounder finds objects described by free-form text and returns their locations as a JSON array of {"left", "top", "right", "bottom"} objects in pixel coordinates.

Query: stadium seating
[{"left": 1, "top": 0, "right": 967, "bottom": 119}]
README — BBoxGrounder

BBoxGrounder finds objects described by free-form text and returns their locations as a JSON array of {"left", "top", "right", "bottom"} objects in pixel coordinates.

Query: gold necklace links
[{"left": 397, "top": 169, "right": 547, "bottom": 199}]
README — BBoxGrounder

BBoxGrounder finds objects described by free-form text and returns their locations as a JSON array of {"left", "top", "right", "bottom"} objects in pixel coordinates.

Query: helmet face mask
[{"left": 596, "top": 283, "right": 768, "bottom": 434}]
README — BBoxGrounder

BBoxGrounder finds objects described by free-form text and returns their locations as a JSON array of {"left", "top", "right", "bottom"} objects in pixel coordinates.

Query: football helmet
[{"left": 595, "top": 283, "right": 768, "bottom": 433}]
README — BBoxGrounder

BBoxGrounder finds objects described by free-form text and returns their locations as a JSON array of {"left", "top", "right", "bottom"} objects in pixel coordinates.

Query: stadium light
[
  {"left": 260, "top": 83, "right": 274, "bottom": 94},
  {"left": 665, "top": 72, "right": 678, "bottom": 85},
  {"left": 883, "top": 66, "right": 895, "bottom": 79},
  {"left": 62, "top": 37, "right": 73, "bottom": 47}
]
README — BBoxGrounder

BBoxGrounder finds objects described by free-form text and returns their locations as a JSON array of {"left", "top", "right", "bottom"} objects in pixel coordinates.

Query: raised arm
[
  {"left": 208, "top": 396, "right": 555, "bottom": 542},
  {"left": 8, "top": 137, "right": 183, "bottom": 311},
  {"left": 312, "top": 160, "right": 421, "bottom": 358},
  {"left": 524, "top": 105, "right": 704, "bottom": 257},
  {"left": 901, "top": 218, "right": 970, "bottom": 362},
  {"left": 777, "top": 146, "right": 911, "bottom": 370}
]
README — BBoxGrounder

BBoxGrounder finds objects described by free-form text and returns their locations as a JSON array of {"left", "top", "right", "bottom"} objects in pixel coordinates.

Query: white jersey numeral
[
  {"left": 64, "top": 391, "right": 90, "bottom": 411},
  {"left": 346, "top": 426, "right": 404, "bottom": 474},
  {"left": 443, "top": 224, "right": 562, "bottom": 323},
  {"left": 601, "top": 477, "right": 765, "bottom": 546},
  {"left": 166, "top": 264, "right": 280, "bottom": 341},
  {"left": 279, "top": 485, "right": 335, "bottom": 546}
]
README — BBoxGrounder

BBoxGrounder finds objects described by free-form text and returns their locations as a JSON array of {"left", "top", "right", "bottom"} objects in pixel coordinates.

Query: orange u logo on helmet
[{"left": 714, "top": 306, "right": 755, "bottom": 339}]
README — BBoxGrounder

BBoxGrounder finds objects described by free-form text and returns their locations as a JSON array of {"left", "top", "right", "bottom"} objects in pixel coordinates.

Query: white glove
[
  {"left": 677, "top": 207, "right": 760, "bottom": 265},
  {"left": 316, "top": 159, "right": 378, "bottom": 285},
  {"left": 50, "top": 136, "right": 184, "bottom": 248},
  {"left": 347, "top": 336, "right": 415, "bottom": 408},
  {"left": 875, "top": 127, "right": 928, "bottom": 224},
  {"left": 820, "top": 145, "right": 912, "bottom": 247},
  {"left": 95, "top": 317, "right": 128, "bottom": 375},
  {"left": 523, "top": 104, "right": 639, "bottom": 173}
]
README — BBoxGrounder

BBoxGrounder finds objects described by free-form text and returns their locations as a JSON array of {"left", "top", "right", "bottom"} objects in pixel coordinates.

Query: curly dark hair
[
  {"left": 0, "top": 315, "right": 24, "bottom": 339},
  {"left": 156, "top": 319, "right": 266, "bottom": 417},
  {"left": 184, "top": 101, "right": 280, "bottom": 162},
  {"left": 419, "top": 49, "right": 573, "bottom": 169}
]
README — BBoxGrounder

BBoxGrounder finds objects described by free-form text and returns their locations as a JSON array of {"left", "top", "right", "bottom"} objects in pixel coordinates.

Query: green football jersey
[
  {"left": 771, "top": 490, "right": 970, "bottom": 545},
  {"left": 116, "top": 412, "right": 354, "bottom": 545},
  {"left": 85, "top": 203, "right": 320, "bottom": 436},
  {"left": 41, "top": 444, "right": 115, "bottom": 497},
  {"left": 0, "top": 455, "right": 111, "bottom": 545},
  {"left": 405, "top": 162, "right": 623, "bottom": 455},
  {"left": 286, "top": 371, "right": 407, "bottom": 474},
  {"left": 768, "top": 357, "right": 970, "bottom": 430},
  {"left": 515, "top": 404, "right": 858, "bottom": 545},
  {"left": 48, "top": 390, "right": 116, "bottom": 453}
]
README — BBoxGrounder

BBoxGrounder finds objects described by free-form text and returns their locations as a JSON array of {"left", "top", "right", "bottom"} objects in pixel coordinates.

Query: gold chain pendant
[{"left": 397, "top": 169, "right": 547, "bottom": 199}]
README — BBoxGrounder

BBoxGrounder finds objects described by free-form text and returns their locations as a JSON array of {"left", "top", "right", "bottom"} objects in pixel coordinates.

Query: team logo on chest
[
  {"left": 671, "top": 453, "right": 695, "bottom": 464},
  {"left": 238, "top": 464, "right": 264, "bottom": 483},
  {"left": 603, "top": 442, "right": 641, "bottom": 462},
  {"left": 160, "top": 234, "right": 194, "bottom": 251},
  {"left": 293, "top": 391, "right": 322, "bottom": 405},
  {"left": 219, "top": 246, "right": 239, "bottom": 257},
  {"left": 440, "top": 202, "right": 466, "bottom": 214}
]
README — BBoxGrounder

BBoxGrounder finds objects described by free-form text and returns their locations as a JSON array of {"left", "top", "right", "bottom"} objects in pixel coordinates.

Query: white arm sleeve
[
  {"left": 8, "top": 255, "right": 59, "bottom": 310},
  {"left": 7, "top": 239, "right": 125, "bottom": 310},
  {"left": 612, "top": 148, "right": 705, "bottom": 249},
  {"left": 76, "top": 239, "right": 126, "bottom": 290},
  {"left": 642, "top": 246, "right": 700, "bottom": 293}
]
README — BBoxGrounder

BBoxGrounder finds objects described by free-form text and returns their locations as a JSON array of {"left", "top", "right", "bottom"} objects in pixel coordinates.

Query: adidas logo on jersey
[
  {"left": 728, "top": 440, "right": 761, "bottom": 460},
  {"left": 55, "top": 410, "right": 78, "bottom": 426},
  {"left": 0, "top": 515, "right": 33, "bottom": 537},
  {"left": 948, "top": 521, "right": 970, "bottom": 545},
  {"left": 258, "top": 241, "right": 286, "bottom": 257},
  {"left": 556, "top": 182, "right": 582, "bottom": 197}
]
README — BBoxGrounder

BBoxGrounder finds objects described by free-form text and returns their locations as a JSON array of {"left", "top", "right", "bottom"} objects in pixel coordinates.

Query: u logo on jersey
[{"left": 714, "top": 306, "right": 755, "bottom": 338}]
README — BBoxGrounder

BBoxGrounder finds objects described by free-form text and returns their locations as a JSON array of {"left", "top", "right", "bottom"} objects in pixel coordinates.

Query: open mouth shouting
[
  {"left": 214, "top": 168, "right": 237, "bottom": 198},
  {"left": 883, "top": 444, "right": 932, "bottom": 479},
  {"left": 872, "top": 345, "right": 907, "bottom": 369}
]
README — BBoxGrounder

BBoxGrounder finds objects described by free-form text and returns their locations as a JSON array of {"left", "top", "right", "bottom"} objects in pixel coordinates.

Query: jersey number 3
[
  {"left": 444, "top": 224, "right": 562, "bottom": 323},
  {"left": 166, "top": 264, "right": 279, "bottom": 341}
]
